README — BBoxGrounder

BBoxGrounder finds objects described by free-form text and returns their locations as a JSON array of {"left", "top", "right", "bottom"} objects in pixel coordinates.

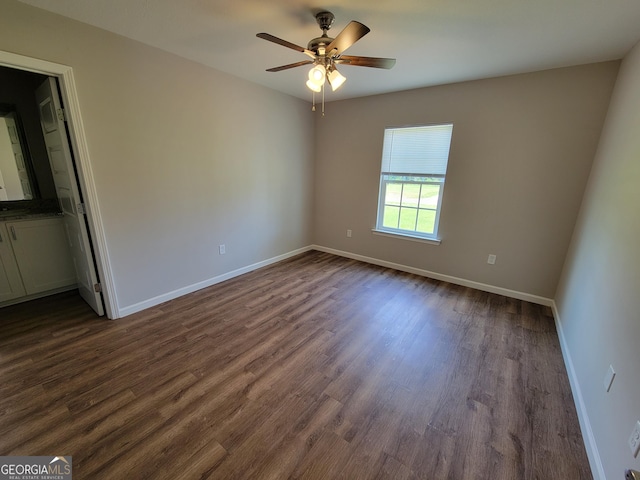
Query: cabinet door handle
[{"left": 10, "top": 226, "right": 17, "bottom": 241}]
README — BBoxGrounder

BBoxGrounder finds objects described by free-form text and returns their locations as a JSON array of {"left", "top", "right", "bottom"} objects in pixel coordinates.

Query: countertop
[{"left": 0, "top": 210, "right": 64, "bottom": 221}]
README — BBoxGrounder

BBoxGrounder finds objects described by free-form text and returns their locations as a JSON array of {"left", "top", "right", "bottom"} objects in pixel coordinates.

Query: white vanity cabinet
[{"left": 0, "top": 216, "right": 76, "bottom": 304}]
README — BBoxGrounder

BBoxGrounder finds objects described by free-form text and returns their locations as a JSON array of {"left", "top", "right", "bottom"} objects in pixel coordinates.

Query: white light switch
[{"left": 487, "top": 254, "right": 496, "bottom": 265}]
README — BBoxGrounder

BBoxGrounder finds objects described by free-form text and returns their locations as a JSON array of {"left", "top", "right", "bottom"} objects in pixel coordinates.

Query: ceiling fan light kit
[
  {"left": 328, "top": 69, "right": 346, "bottom": 91},
  {"left": 308, "top": 64, "right": 326, "bottom": 84},
  {"left": 257, "top": 10, "right": 396, "bottom": 115},
  {"left": 306, "top": 79, "right": 322, "bottom": 92}
]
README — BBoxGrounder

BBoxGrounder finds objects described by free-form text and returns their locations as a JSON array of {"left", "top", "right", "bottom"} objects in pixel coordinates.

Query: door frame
[{"left": 0, "top": 50, "right": 117, "bottom": 319}]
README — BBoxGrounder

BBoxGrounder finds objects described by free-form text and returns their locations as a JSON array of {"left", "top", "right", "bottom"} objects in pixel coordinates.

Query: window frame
[{"left": 374, "top": 123, "right": 453, "bottom": 242}]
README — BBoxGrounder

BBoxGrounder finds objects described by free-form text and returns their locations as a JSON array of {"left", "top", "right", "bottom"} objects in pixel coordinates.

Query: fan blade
[
  {"left": 336, "top": 55, "right": 396, "bottom": 69},
  {"left": 325, "top": 21, "right": 370, "bottom": 56},
  {"left": 266, "top": 60, "right": 314, "bottom": 72},
  {"left": 257, "top": 33, "right": 316, "bottom": 59}
]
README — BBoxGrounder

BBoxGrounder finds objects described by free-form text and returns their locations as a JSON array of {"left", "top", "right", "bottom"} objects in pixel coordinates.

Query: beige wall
[
  {"left": 0, "top": 0, "right": 315, "bottom": 312},
  {"left": 314, "top": 62, "right": 618, "bottom": 299},
  {"left": 556, "top": 39, "right": 640, "bottom": 479}
]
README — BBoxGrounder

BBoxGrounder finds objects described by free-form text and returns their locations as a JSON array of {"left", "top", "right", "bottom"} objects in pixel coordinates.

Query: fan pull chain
[
  {"left": 311, "top": 91, "right": 316, "bottom": 111},
  {"left": 322, "top": 81, "right": 325, "bottom": 117}
]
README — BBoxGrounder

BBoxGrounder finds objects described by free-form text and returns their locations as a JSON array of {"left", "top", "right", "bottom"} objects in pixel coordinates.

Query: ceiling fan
[{"left": 257, "top": 11, "right": 395, "bottom": 110}]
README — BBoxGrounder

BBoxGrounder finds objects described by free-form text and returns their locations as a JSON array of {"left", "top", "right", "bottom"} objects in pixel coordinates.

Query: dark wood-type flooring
[{"left": 0, "top": 251, "right": 591, "bottom": 479}]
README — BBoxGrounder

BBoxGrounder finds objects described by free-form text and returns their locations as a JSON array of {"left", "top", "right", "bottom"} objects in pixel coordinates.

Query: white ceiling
[{"left": 17, "top": 0, "right": 640, "bottom": 101}]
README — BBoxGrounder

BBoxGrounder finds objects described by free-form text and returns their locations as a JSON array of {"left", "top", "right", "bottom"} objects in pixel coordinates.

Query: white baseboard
[
  {"left": 551, "top": 301, "right": 605, "bottom": 480},
  {"left": 117, "top": 246, "right": 313, "bottom": 318},
  {"left": 118, "top": 244, "right": 553, "bottom": 318},
  {"left": 311, "top": 245, "right": 553, "bottom": 306}
]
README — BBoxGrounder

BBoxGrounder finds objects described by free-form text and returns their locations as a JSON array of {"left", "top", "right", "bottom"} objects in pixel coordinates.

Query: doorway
[{"left": 0, "top": 51, "right": 116, "bottom": 318}]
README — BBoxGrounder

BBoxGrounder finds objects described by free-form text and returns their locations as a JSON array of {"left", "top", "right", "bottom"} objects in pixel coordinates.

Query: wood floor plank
[{"left": 0, "top": 251, "right": 592, "bottom": 479}]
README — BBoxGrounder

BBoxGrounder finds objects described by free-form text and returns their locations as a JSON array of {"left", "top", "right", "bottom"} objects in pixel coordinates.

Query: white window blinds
[{"left": 381, "top": 124, "right": 453, "bottom": 175}]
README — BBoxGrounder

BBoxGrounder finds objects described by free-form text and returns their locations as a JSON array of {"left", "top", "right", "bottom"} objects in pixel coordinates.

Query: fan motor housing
[
  {"left": 308, "top": 10, "right": 335, "bottom": 53},
  {"left": 307, "top": 35, "right": 333, "bottom": 53}
]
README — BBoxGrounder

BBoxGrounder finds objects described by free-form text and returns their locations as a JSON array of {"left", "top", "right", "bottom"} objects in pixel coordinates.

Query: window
[{"left": 375, "top": 123, "right": 453, "bottom": 241}]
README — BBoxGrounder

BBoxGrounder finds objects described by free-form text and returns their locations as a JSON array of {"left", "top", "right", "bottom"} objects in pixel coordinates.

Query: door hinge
[
  {"left": 77, "top": 203, "right": 86, "bottom": 215},
  {"left": 94, "top": 283, "right": 102, "bottom": 293},
  {"left": 56, "top": 108, "right": 66, "bottom": 122}
]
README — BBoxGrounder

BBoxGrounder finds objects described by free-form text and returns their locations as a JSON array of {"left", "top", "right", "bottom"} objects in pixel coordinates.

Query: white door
[
  {"left": 36, "top": 78, "right": 104, "bottom": 316},
  {"left": 0, "top": 118, "right": 12, "bottom": 201},
  {"left": 5, "top": 115, "right": 33, "bottom": 199}
]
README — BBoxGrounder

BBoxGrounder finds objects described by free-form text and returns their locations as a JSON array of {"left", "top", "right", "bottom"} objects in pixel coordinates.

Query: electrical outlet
[
  {"left": 629, "top": 421, "right": 640, "bottom": 457},
  {"left": 347, "top": 229, "right": 352, "bottom": 238},
  {"left": 487, "top": 254, "right": 496, "bottom": 265},
  {"left": 218, "top": 244, "right": 225, "bottom": 255}
]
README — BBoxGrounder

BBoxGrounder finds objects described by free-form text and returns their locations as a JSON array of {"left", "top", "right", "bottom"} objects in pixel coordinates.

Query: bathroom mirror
[{"left": 0, "top": 105, "right": 39, "bottom": 201}]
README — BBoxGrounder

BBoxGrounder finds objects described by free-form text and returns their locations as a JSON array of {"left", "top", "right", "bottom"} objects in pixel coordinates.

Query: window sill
[{"left": 371, "top": 229, "right": 441, "bottom": 245}]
